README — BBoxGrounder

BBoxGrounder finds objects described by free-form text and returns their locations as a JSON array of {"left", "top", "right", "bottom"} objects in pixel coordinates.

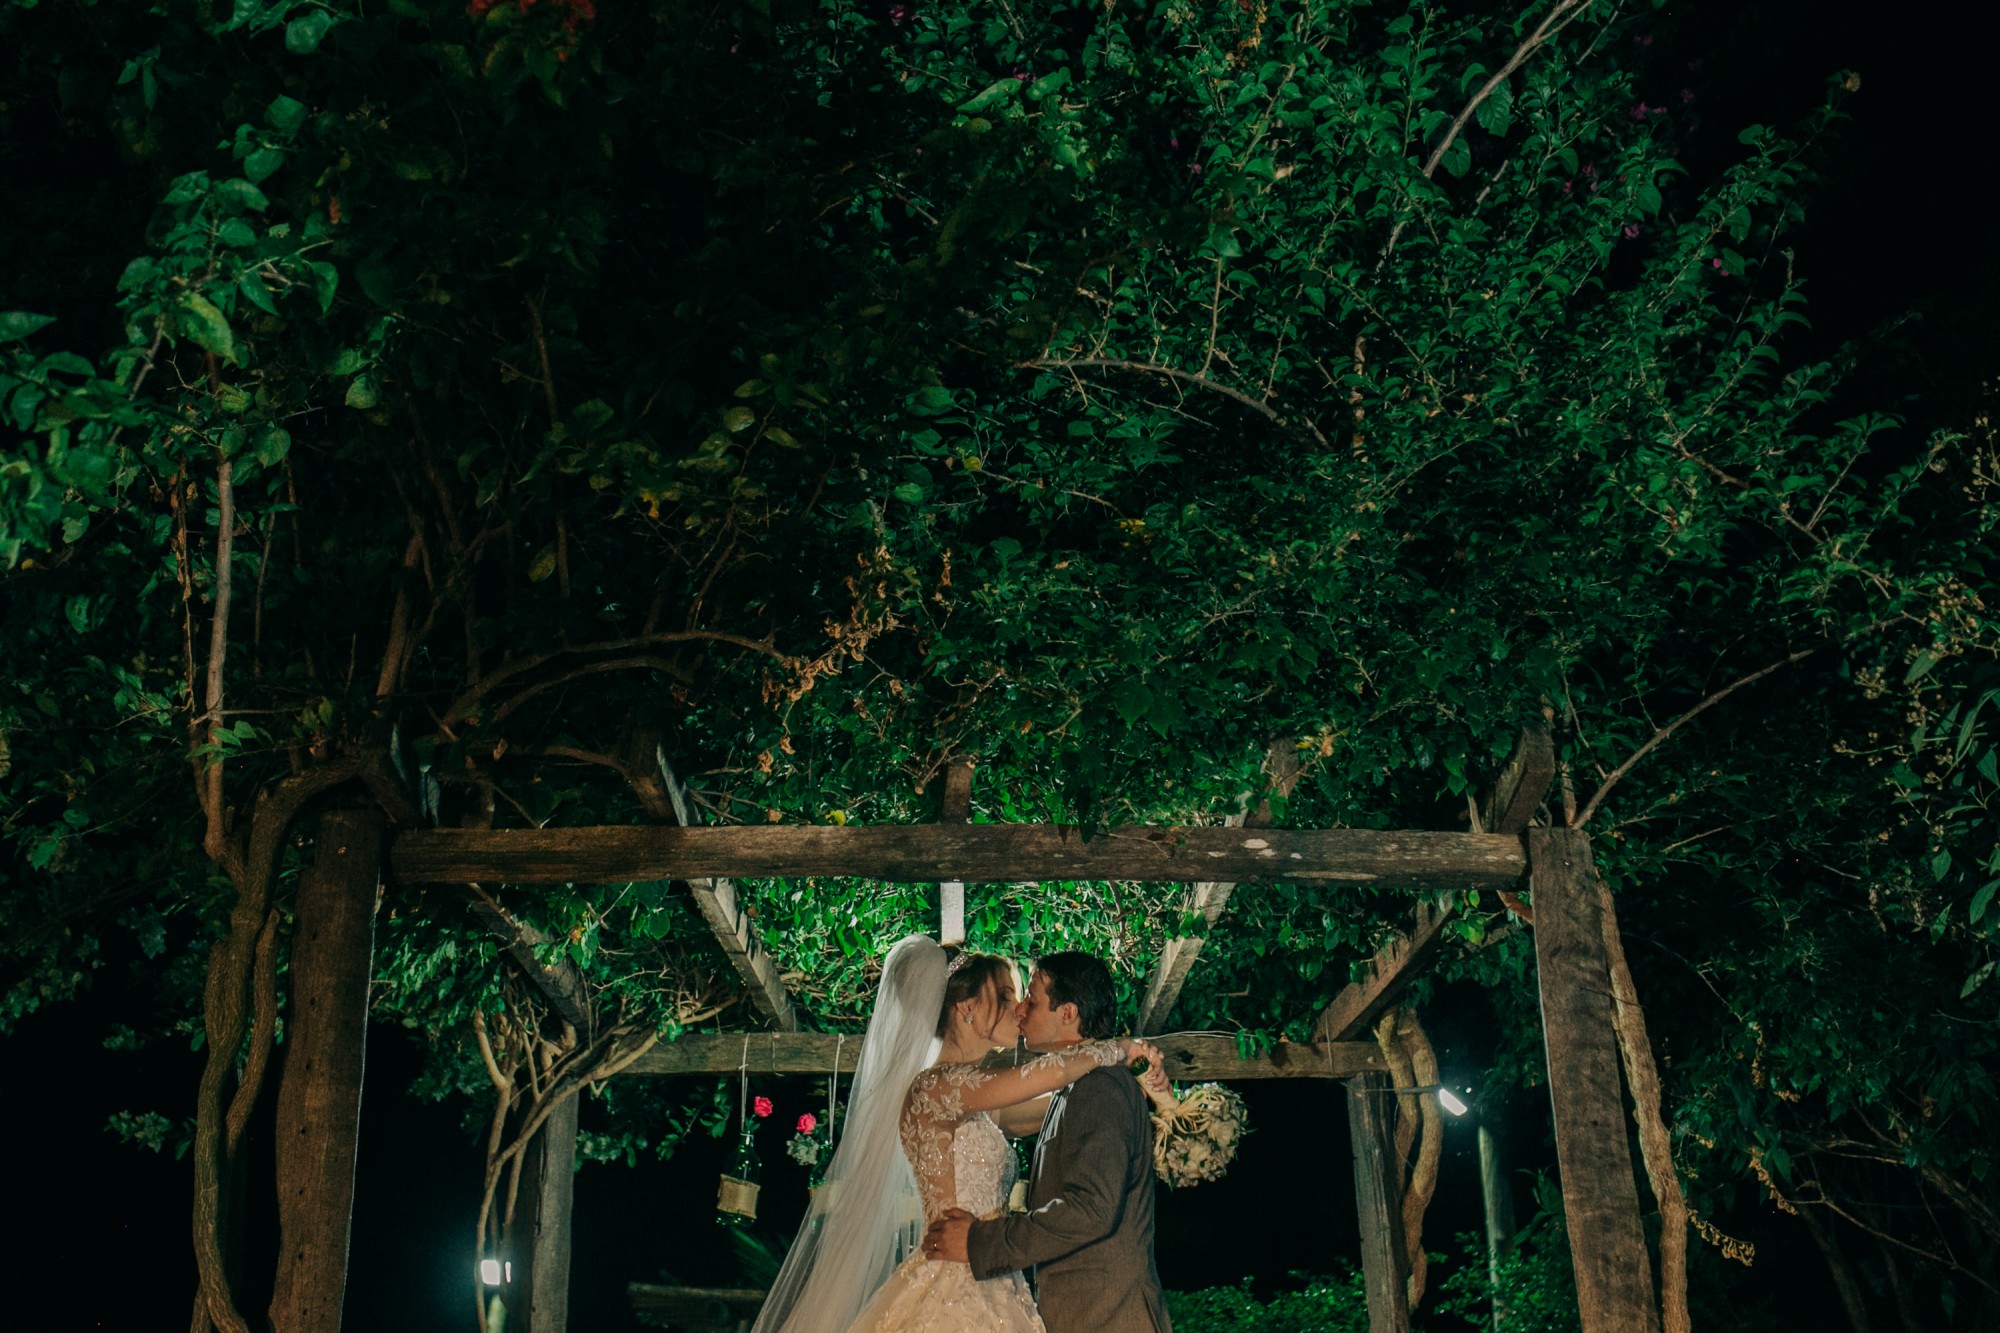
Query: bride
[{"left": 751, "top": 935, "right": 1162, "bottom": 1333}]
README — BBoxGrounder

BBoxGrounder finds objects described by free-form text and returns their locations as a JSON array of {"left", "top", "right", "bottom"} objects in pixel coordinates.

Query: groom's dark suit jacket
[{"left": 965, "top": 1064, "right": 1172, "bottom": 1333}]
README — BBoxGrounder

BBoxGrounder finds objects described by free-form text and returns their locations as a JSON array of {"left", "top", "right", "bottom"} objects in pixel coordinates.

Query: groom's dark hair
[{"left": 1037, "top": 951, "right": 1119, "bottom": 1039}]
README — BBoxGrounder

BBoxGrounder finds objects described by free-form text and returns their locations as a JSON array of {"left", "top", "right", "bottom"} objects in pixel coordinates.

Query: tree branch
[
  {"left": 439, "top": 631, "right": 788, "bottom": 731},
  {"left": 1019, "top": 357, "right": 1330, "bottom": 448},
  {"left": 1574, "top": 615, "right": 1911, "bottom": 828}
]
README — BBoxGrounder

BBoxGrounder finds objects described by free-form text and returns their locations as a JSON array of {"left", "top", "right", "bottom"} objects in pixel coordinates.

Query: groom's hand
[{"left": 922, "top": 1208, "right": 974, "bottom": 1263}]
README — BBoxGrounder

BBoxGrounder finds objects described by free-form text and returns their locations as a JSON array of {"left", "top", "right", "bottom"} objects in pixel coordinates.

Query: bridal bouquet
[{"left": 1148, "top": 1082, "right": 1248, "bottom": 1188}]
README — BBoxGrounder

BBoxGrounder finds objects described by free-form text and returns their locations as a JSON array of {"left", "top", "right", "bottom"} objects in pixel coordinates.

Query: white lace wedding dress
[{"left": 845, "top": 1043, "right": 1126, "bottom": 1333}]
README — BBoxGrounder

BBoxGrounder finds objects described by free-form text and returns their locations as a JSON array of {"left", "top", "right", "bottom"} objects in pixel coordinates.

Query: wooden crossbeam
[
  {"left": 1309, "top": 721, "right": 1558, "bottom": 1042},
  {"left": 619, "top": 1031, "right": 1387, "bottom": 1080},
  {"left": 468, "top": 892, "right": 596, "bottom": 1033},
  {"left": 1136, "top": 745, "right": 1301, "bottom": 1035},
  {"left": 388, "top": 824, "right": 1525, "bottom": 888},
  {"left": 640, "top": 745, "right": 803, "bottom": 1033},
  {"left": 1311, "top": 902, "right": 1457, "bottom": 1043},
  {"left": 1135, "top": 879, "right": 1237, "bottom": 1035},
  {"left": 1479, "top": 718, "right": 1557, "bottom": 836}
]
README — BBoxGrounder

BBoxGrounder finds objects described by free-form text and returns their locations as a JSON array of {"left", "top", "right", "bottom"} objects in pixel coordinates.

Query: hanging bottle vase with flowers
[{"left": 717, "top": 1053, "right": 773, "bottom": 1226}]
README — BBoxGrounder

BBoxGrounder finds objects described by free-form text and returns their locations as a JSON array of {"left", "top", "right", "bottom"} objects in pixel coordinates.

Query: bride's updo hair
[{"left": 935, "top": 946, "right": 1014, "bottom": 1037}]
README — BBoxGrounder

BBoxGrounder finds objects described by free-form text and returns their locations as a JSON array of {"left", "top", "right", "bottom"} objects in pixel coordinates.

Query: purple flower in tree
[
  {"left": 887, "top": 3, "right": 911, "bottom": 25},
  {"left": 1623, "top": 223, "right": 1641, "bottom": 239}
]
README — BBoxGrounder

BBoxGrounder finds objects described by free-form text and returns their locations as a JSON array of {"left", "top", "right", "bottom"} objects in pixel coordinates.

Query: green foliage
[
  {"left": 1165, "top": 1272, "right": 1368, "bottom": 1333},
  {"left": 1, "top": 0, "right": 1996, "bottom": 1317}
]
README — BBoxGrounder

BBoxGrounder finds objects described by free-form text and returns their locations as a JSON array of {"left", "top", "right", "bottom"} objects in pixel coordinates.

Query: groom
[{"left": 923, "top": 951, "right": 1172, "bottom": 1332}]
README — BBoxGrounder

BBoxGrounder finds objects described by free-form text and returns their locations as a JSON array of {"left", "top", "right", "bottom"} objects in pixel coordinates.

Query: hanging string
[{"left": 738, "top": 1032, "right": 750, "bottom": 1137}]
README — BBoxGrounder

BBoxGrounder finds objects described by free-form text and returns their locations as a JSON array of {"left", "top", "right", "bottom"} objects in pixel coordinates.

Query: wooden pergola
[{"left": 306, "top": 723, "right": 1656, "bottom": 1333}]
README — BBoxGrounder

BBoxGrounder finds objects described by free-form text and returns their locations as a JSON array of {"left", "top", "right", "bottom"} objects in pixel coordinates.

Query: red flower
[
  {"left": 753, "top": 1095, "right": 774, "bottom": 1118},
  {"left": 797, "top": 1113, "right": 818, "bottom": 1134}
]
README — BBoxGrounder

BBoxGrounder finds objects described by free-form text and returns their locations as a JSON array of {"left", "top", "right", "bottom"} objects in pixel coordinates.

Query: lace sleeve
[{"left": 912, "top": 1041, "right": 1128, "bottom": 1120}]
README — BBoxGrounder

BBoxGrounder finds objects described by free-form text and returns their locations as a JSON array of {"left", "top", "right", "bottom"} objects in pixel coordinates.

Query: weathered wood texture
[
  {"left": 1135, "top": 877, "right": 1236, "bottom": 1035},
  {"left": 620, "top": 1031, "right": 1385, "bottom": 1080},
  {"left": 645, "top": 746, "right": 803, "bottom": 1032},
  {"left": 1483, "top": 719, "right": 1557, "bottom": 835},
  {"left": 467, "top": 893, "right": 594, "bottom": 1033},
  {"left": 512, "top": 1093, "right": 577, "bottom": 1333},
  {"left": 1311, "top": 903, "right": 1457, "bottom": 1043},
  {"left": 1529, "top": 828, "right": 1661, "bottom": 1333},
  {"left": 1347, "top": 1072, "right": 1413, "bottom": 1333},
  {"left": 628, "top": 1284, "right": 768, "bottom": 1330},
  {"left": 1136, "top": 746, "right": 1304, "bottom": 1035},
  {"left": 687, "top": 878, "right": 804, "bottom": 1032},
  {"left": 389, "top": 824, "right": 1525, "bottom": 888},
  {"left": 1479, "top": 1122, "right": 1517, "bottom": 1331},
  {"left": 269, "top": 810, "right": 382, "bottom": 1333},
  {"left": 937, "top": 758, "right": 973, "bottom": 946}
]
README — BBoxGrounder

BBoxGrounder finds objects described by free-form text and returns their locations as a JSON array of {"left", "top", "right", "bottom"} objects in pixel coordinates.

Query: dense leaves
[{"left": 3, "top": 0, "right": 1997, "bottom": 1324}]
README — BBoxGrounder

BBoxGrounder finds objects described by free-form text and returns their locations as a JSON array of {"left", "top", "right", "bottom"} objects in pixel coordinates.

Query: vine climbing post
[
  {"left": 269, "top": 807, "right": 384, "bottom": 1333},
  {"left": 512, "top": 1091, "right": 577, "bottom": 1333},
  {"left": 1527, "top": 828, "right": 1660, "bottom": 1333},
  {"left": 1346, "top": 1070, "right": 1412, "bottom": 1333}
]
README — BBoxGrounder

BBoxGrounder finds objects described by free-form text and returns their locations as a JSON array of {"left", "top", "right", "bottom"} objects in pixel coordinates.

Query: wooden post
[
  {"left": 512, "top": 1092, "right": 577, "bottom": 1333},
  {"left": 1479, "top": 1121, "right": 1516, "bottom": 1329},
  {"left": 936, "top": 758, "right": 972, "bottom": 945},
  {"left": 1528, "top": 828, "right": 1660, "bottom": 1333},
  {"left": 269, "top": 809, "right": 383, "bottom": 1333},
  {"left": 1347, "top": 1072, "right": 1411, "bottom": 1333}
]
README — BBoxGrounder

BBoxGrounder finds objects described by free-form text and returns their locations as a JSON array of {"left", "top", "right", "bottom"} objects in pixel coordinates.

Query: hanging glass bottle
[
  {"left": 717, "top": 1047, "right": 762, "bottom": 1226},
  {"left": 716, "top": 1123, "right": 762, "bottom": 1227}
]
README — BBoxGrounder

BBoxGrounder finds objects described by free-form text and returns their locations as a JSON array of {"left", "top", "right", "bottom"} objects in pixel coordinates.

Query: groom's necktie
[{"left": 1034, "top": 1085, "right": 1071, "bottom": 1184}]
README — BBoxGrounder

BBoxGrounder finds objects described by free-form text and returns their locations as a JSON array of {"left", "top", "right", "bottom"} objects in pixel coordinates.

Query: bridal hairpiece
[{"left": 945, "top": 951, "right": 973, "bottom": 977}]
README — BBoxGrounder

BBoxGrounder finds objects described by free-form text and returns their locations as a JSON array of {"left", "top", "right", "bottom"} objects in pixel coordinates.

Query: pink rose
[
  {"left": 797, "top": 1113, "right": 818, "bottom": 1134},
  {"left": 753, "top": 1095, "right": 774, "bottom": 1118}
]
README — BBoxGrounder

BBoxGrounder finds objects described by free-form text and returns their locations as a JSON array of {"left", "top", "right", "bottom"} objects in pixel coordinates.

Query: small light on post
[
  {"left": 1437, "top": 1088, "right": 1471, "bottom": 1118},
  {"left": 479, "top": 1258, "right": 512, "bottom": 1286}
]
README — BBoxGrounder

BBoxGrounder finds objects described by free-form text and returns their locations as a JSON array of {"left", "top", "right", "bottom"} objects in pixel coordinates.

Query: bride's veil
[{"left": 751, "top": 934, "right": 947, "bottom": 1333}]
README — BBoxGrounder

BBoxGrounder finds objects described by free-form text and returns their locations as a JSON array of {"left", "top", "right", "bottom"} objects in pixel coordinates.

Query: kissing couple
[{"left": 750, "top": 935, "right": 1175, "bottom": 1333}]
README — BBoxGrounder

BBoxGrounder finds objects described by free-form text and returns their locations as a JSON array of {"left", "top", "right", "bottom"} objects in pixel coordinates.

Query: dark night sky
[{"left": 4, "top": 0, "right": 1993, "bottom": 1329}]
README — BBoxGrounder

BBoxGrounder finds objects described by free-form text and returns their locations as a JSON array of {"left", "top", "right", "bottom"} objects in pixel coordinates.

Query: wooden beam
[
  {"left": 388, "top": 824, "right": 1526, "bottom": 888},
  {"left": 642, "top": 745, "right": 803, "bottom": 1033},
  {"left": 1136, "top": 744, "right": 1302, "bottom": 1035},
  {"left": 1135, "top": 878, "right": 1236, "bottom": 1035},
  {"left": 628, "top": 1285, "right": 767, "bottom": 1327},
  {"left": 1307, "top": 720, "right": 1555, "bottom": 1044},
  {"left": 467, "top": 892, "right": 595, "bottom": 1034},
  {"left": 618, "top": 1031, "right": 1386, "bottom": 1080},
  {"left": 1348, "top": 1071, "right": 1413, "bottom": 1333},
  {"left": 1482, "top": 718, "right": 1556, "bottom": 835},
  {"left": 1529, "top": 828, "right": 1660, "bottom": 1333},
  {"left": 1310, "top": 902, "right": 1457, "bottom": 1043},
  {"left": 269, "top": 809, "right": 382, "bottom": 1333}
]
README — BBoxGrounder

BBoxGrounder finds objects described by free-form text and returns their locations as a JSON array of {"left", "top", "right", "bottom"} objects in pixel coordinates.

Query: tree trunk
[
  {"left": 1796, "top": 1205, "right": 1873, "bottom": 1333},
  {"left": 269, "top": 809, "right": 384, "bottom": 1333}
]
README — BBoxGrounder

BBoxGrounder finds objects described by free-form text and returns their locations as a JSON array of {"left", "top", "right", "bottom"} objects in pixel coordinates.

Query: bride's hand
[{"left": 1121, "top": 1037, "right": 1164, "bottom": 1069}]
